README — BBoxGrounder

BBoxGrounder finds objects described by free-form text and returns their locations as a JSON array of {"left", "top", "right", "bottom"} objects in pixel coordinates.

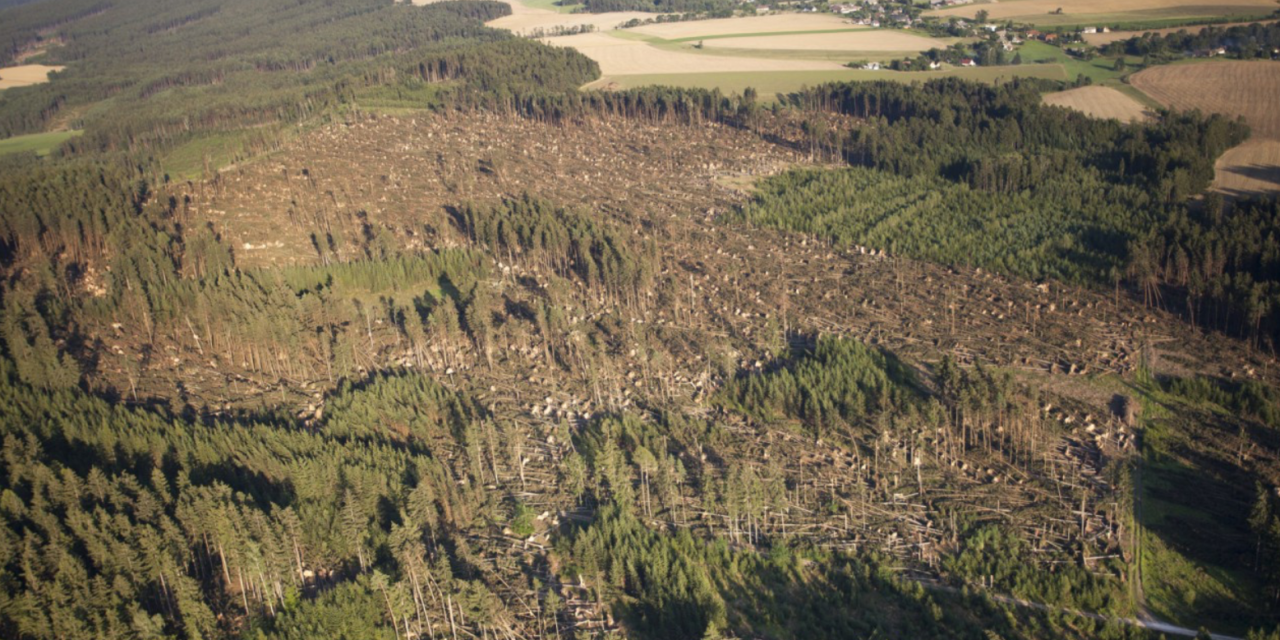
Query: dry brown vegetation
[
  {"left": 1042, "top": 86, "right": 1152, "bottom": 123},
  {"left": 1131, "top": 60, "right": 1280, "bottom": 195}
]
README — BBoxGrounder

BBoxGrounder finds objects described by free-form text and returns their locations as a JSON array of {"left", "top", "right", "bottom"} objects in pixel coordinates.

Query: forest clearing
[
  {"left": 1042, "top": 86, "right": 1152, "bottom": 123},
  {"left": 1131, "top": 60, "right": 1280, "bottom": 194},
  {"left": 0, "top": 63, "right": 63, "bottom": 89},
  {"left": 925, "top": 0, "right": 1278, "bottom": 26}
]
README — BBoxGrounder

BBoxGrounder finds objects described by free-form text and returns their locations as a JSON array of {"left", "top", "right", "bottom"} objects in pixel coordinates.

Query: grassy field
[
  {"left": 161, "top": 129, "right": 278, "bottom": 180},
  {"left": 1132, "top": 377, "right": 1271, "bottom": 634},
  {"left": 926, "top": 0, "right": 1278, "bottom": 28},
  {"left": 1017, "top": 40, "right": 1145, "bottom": 83},
  {"left": 0, "top": 130, "right": 81, "bottom": 156},
  {"left": 589, "top": 63, "right": 1069, "bottom": 96},
  {"left": 518, "top": 0, "right": 581, "bottom": 13}
]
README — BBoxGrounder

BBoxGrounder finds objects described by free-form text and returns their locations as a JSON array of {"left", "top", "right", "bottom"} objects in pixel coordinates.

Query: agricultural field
[
  {"left": 544, "top": 32, "right": 846, "bottom": 76},
  {"left": 590, "top": 63, "right": 1069, "bottom": 94},
  {"left": 700, "top": 29, "right": 947, "bottom": 57},
  {"left": 1042, "top": 86, "right": 1152, "bottom": 123},
  {"left": 1081, "top": 18, "right": 1278, "bottom": 45},
  {"left": 1130, "top": 60, "right": 1280, "bottom": 195},
  {"left": 522, "top": 7, "right": 1060, "bottom": 93},
  {"left": 926, "top": 0, "right": 1279, "bottom": 28},
  {"left": 628, "top": 12, "right": 862, "bottom": 38},
  {"left": 485, "top": 0, "right": 655, "bottom": 36},
  {"left": 0, "top": 63, "right": 63, "bottom": 89}
]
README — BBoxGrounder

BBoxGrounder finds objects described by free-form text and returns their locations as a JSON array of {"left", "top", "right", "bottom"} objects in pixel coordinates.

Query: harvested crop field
[
  {"left": 1131, "top": 60, "right": 1280, "bottom": 194},
  {"left": 926, "top": 0, "right": 1277, "bottom": 26},
  {"left": 629, "top": 13, "right": 855, "bottom": 38},
  {"left": 0, "top": 64, "right": 64, "bottom": 89},
  {"left": 702, "top": 29, "right": 944, "bottom": 52},
  {"left": 487, "top": 5, "right": 656, "bottom": 35},
  {"left": 544, "top": 32, "right": 844, "bottom": 75},
  {"left": 1213, "top": 139, "right": 1280, "bottom": 196},
  {"left": 1131, "top": 60, "right": 1280, "bottom": 137},
  {"left": 589, "top": 62, "right": 1069, "bottom": 95},
  {"left": 1042, "top": 86, "right": 1151, "bottom": 123}
]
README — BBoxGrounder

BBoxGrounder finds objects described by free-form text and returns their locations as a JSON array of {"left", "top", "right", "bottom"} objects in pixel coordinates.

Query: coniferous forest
[{"left": 2, "top": 0, "right": 1280, "bottom": 639}]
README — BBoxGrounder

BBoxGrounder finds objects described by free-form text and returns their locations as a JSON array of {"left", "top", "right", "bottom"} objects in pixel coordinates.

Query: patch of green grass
[
  {"left": 354, "top": 80, "right": 451, "bottom": 111},
  {"left": 162, "top": 128, "right": 277, "bottom": 180},
  {"left": 0, "top": 129, "right": 81, "bottom": 157},
  {"left": 1139, "top": 529, "right": 1243, "bottom": 631},
  {"left": 1132, "top": 377, "right": 1271, "bottom": 635},
  {"left": 517, "top": 0, "right": 582, "bottom": 14},
  {"left": 1016, "top": 40, "right": 1143, "bottom": 85},
  {"left": 590, "top": 63, "right": 1067, "bottom": 97}
]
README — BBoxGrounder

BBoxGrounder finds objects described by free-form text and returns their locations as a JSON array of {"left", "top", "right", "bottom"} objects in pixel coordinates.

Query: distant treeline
[{"left": 1101, "top": 21, "right": 1280, "bottom": 60}]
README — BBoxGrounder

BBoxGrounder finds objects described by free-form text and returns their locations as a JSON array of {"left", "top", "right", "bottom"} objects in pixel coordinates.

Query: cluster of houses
[{"left": 828, "top": 0, "right": 918, "bottom": 27}]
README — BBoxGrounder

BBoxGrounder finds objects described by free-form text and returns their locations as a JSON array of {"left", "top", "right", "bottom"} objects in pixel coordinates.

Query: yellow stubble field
[
  {"left": 1042, "top": 85, "right": 1152, "bottom": 123},
  {"left": 1131, "top": 60, "right": 1280, "bottom": 195},
  {"left": 0, "top": 64, "right": 64, "bottom": 90}
]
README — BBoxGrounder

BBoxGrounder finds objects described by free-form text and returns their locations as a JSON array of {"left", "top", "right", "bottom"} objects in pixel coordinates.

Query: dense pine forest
[{"left": 3, "top": 0, "right": 1280, "bottom": 638}]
